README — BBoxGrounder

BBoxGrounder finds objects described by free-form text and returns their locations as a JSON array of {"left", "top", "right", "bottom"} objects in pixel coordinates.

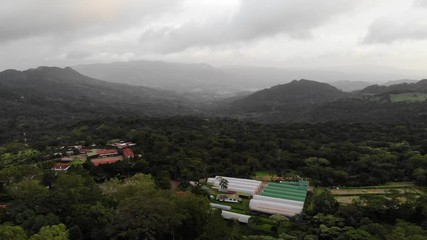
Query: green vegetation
[
  {"left": 331, "top": 182, "right": 426, "bottom": 205},
  {"left": 390, "top": 92, "right": 427, "bottom": 103},
  {"left": 0, "top": 116, "right": 427, "bottom": 239},
  {"left": 255, "top": 171, "right": 272, "bottom": 177}
]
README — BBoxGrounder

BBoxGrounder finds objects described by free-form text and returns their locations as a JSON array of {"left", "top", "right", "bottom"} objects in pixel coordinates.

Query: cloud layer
[
  {"left": 139, "top": 0, "right": 355, "bottom": 53},
  {"left": 0, "top": 0, "right": 427, "bottom": 77},
  {"left": 0, "top": 0, "right": 181, "bottom": 43}
]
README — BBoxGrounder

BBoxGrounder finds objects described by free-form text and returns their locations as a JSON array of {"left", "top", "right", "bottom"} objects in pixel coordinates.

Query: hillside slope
[
  {"left": 220, "top": 79, "right": 348, "bottom": 122},
  {"left": 359, "top": 79, "right": 427, "bottom": 95},
  {"left": 0, "top": 66, "right": 196, "bottom": 141},
  {"left": 219, "top": 79, "right": 427, "bottom": 123}
]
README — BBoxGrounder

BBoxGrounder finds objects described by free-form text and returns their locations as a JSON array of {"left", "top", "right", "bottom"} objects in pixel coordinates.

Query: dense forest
[{"left": 0, "top": 116, "right": 427, "bottom": 239}]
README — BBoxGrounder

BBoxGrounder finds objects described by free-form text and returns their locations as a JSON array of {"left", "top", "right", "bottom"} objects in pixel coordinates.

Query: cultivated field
[{"left": 332, "top": 182, "right": 426, "bottom": 204}]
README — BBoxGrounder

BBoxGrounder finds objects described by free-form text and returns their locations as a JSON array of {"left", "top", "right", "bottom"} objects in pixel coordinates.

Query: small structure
[
  {"left": 217, "top": 194, "right": 241, "bottom": 203},
  {"left": 86, "top": 150, "right": 99, "bottom": 158},
  {"left": 80, "top": 149, "right": 93, "bottom": 154},
  {"left": 60, "top": 157, "right": 73, "bottom": 162},
  {"left": 122, "top": 148, "right": 135, "bottom": 159},
  {"left": 109, "top": 141, "right": 137, "bottom": 149},
  {"left": 210, "top": 203, "right": 232, "bottom": 211},
  {"left": 96, "top": 149, "right": 118, "bottom": 157},
  {"left": 221, "top": 210, "right": 251, "bottom": 224},
  {"left": 65, "top": 150, "right": 75, "bottom": 156},
  {"left": 207, "top": 176, "right": 263, "bottom": 196},
  {"left": 51, "top": 164, "right": 70, "bottom": 171}
]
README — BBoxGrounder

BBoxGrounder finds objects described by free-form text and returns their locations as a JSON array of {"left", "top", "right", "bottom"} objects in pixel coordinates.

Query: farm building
[
  {"left": 249, "top": 181, "right": 308, "bottom": 217},
  {"left": 122, "top": 148, "right": 135, "bottom": 159},
  {"left": 221, "top": 210, "right": 251, "bottom": 224},
  {"left": 80, "top": 149, "right": 93, "bottom": 154},
  {"left": 109, "top": 141, "right": 137, "bottom": 149},
  {"left": 207, "top": 176, "right": 263, "bottom": 196},
  {"left": 86, "top": 151, "right": 99, "bottom": 158},
  {"left": 216, "top": 194, "right": 242, "bottom": 203},
  {"left": 91, "top": 156, "right": 123, "bottom": 166},
  {"left": 51, "top": 164, "right": 70, "bottom": 171},
  {"left": 96, "top": 149, "right": 118, "bottom": 157},
  {"left": 210, "top": 203, "right": 232, "bottom": 211}
]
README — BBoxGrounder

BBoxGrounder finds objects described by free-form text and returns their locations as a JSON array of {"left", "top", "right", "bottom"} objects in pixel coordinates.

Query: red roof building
[
  {"left": 91, "top": 156, "right": 123, "bottom": 166},
  {"left": 122, "top": 148, "right": 135, "bottom": 159},
  {"left": 96, "top": 149, "right": 118, "bottom": 157},
  {"left": 80, "top": 149, "right": 93, "bottom": 154},
  {"left": 51, "top": 164, "right": 70, "bottom": 171}
]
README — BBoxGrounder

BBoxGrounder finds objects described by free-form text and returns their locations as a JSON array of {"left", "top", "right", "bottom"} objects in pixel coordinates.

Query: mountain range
[
  {"left": 74, "top": 60, "right": 421, "bottom": 95},
  {"left": 221, "top": 78, "right": 427, "bottom": 123},
  {"left": 1, "top": 64, "right": 427, "bottom": 136},
  {"left": 0, "top": 66, "right": 200, "bottom": 142}
]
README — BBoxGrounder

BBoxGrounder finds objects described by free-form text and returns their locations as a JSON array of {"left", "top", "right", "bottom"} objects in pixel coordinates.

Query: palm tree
[{"left": 219, "top": 178, "right": 229, "bottom": 192}]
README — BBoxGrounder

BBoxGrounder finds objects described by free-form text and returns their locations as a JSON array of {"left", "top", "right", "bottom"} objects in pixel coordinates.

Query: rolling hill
[
  {"left": 1, "top": 65, "right": 427, "bottom": 134},
  {"left": 0, "top": 66, "right": 198, "bottom": 141},
  {"left": 219, "top": 79, "right": 348, "bottom": 122},
  {"left": 359, "top": 79, "right": 427, "bottom": 95},
  {"left": 219, "top": 79, "right": 427, "bottom": 123}
]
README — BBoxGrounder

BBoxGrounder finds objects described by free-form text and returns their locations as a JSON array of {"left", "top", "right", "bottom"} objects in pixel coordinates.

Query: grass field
[
  {"left": 331, "top": 182, "right": 426, "bottom": 204},
  {"left": 211, "top": 198, "right": 251, "bottom": 214},
  {"left": 344, "top": 181, "right": 414, "bottom": 188},
  {"left": 255, "top": 171, "right": 271, "bottom": 177}
]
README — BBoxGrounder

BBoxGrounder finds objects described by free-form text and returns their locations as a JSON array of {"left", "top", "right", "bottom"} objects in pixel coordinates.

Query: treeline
[
  {"left": 18, "top": 116, "right": 425, "bottom": 187},
  {"left": 3, "top": 117, "right": 427, "bottom": 186}
]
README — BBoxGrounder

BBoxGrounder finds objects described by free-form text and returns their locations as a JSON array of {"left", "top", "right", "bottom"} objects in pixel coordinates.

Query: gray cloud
[
  {"left": 139, "top": 0, "right": 355, "bottom": 53},
  {"left": 414, "top": 0, "right": 427, "bottom": 8},
  {"left": 364, "top": 17, "right": 427, "bottom": 44},
  {"left": 65, "top": 50, "right": 92, "bottom": 60},
  {"left": 0, "top": 0, "right": 182, "bottom": 43},
  {"left": 1, "top": 0, "right": 427, "bottom": 77}
]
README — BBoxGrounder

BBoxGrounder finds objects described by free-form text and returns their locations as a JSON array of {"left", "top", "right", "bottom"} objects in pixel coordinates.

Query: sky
[{"left": 1, "top": 0, "right": 427, "bottom": 78}]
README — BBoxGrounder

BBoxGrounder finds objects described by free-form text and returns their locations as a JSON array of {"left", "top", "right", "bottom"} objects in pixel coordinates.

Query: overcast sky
[{"left": 1, "top": 0, "right": 427, "bottom": 77}]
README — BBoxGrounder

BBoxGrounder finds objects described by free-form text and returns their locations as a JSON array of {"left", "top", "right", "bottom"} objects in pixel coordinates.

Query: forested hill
[
  {"left": 226, "top": 79, "right": 347, "bottom": 111},
  {"left": 0, "top": 66, "right": 197, "bottom": 142},
  {"left": 2, "top": 65, "right": 427, "bottom": 135},
  {"left": 358, "top": 79, "right": 427, "bottom": 95},
  {"left": 219, "top": 79, "right": 427, "bottom": 123},
  {"left": 219, "top": 79, "right": 349, "bottom": 122}
]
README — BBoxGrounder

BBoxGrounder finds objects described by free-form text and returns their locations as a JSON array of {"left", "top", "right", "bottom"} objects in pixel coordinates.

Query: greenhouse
[{"left": 249, "top": 181, "right": 308, "bottom": 216}]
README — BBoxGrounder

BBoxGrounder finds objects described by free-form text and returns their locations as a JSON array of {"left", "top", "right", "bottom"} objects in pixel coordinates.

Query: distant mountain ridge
[
  {"left": 220, "top": 78, "right": 427, "bottom": 123},
  {"left": 0, "top": 66, "right": 197, "bottom": 135},
  {"left": 74, "top": 61, "right": 239, "bottom": 97},
  {"left": 75, "top": 60, "right": 423, "bottom": 97},
  {"left": 359, "top": 79, "right": 427, "bottom": 95},
  {"left": 1, "top": 65, "right": 427, "bottom": 131}
]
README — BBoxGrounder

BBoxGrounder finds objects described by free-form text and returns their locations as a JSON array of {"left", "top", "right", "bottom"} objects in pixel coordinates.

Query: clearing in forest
[{"left": 332, "top": 182, "right": 426, "bottom": 204}]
